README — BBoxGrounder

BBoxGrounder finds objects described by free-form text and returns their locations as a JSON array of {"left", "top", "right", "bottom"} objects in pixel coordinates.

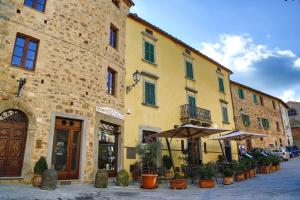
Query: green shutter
[
  {"left": 144, "top": 41, "right": 155, "bottom": 63},
  {"left": 186, "top": 61, "right": 194, "bottom": 79},
  {"left": 222, "top": 107, "right": 228, "bottom": 122},
  {"left": 145, "top": 82, "right": 155, "bottom": 106},
  {"left": 253, "top": 94, "right": 257, "bottom": 103},
  {"left": 218, "top": 77, "right": 225, "bottom": 92},
  {"left": 238, "top": 88, "right": 245, "bottom": 99}
]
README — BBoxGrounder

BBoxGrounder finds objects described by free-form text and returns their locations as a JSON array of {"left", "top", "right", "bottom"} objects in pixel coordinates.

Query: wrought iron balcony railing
[{"left": 180, "top": 104, "right": 211, "bottom": 123}]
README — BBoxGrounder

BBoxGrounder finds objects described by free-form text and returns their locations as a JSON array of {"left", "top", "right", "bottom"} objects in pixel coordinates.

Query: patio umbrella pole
[
  {"left": 165, "top": 137, "right": 176, "bottom": 175},
  {"left": 218, "top": 140, "right": 227, "bottom": 162}
]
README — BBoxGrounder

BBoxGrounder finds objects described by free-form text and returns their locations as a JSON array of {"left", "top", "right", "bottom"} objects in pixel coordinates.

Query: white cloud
[
  {"left": 199, "top": 34, "right": 298, "bottom": 73},
  {"left": 294, "top": 58, "right": 300, "bottom": 69},
  {"left": 280, "top": 89, "right": 300, "bottom": 102}
]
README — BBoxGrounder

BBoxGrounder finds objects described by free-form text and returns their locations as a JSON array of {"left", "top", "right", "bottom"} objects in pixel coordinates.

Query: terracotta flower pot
[
  {"left": 199, "top": 179, "right": 215, "bottom": 188},
  {"left": 141, "top": 174, "right": 158, "bottom": 189},
  {"left": 260, "top": 166, "right": 270, "bottom": 174},
  {"left": 275, "top": 164, "right": 280, "bottom": 171},
  {"left": 244, "top": 171, "right": 250, "bottom": 179},
  {"left": 235, "top": 173, "right": 245, "bottom": 182},
  {"left": 271, "top": 165, "right": 276, "bottom": 172},
  {"left": 32, "top": 174, "right": 42, "bottom": 187},
  {"left": 170, "top": 179, "right": 187, "bottom": 189},
  {"left": 223, "top": 176, "right": 233, "bottom": 185},
  {"left": 249, "top": 169, "right": 255, "bottom": 178}
]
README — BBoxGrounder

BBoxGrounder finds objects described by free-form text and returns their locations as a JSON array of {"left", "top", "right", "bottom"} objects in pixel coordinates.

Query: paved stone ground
[{"left": 1, "top": 157, "right": 300, "bottom": 200}]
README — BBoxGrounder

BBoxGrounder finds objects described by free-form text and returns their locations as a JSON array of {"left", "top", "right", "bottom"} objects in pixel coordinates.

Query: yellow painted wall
[{"left": 124, "top": 17, "right": 238, "bottom": 172}]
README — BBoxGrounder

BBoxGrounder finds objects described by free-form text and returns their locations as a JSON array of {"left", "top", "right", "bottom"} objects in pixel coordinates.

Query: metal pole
[
  {"left": 219, "top": 140, "right": 227, "bottom": 162},
  {"left": 165, "top": 137, "right": 175, "bottom": 174}
]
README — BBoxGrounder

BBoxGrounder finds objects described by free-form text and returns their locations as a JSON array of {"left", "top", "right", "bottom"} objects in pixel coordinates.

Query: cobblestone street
[{"left": 1, "top": 157, "right": 300, "bottom": 200}]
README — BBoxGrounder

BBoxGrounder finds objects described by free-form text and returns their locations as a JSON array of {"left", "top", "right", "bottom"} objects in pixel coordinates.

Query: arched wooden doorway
[{"left": 0, "top": 109, "right": 28, "bottom": 177}]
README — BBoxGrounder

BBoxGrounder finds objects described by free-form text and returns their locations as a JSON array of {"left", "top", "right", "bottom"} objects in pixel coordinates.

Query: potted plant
[
  {"left": 170, "top": 172, "right": 188, "bottom": 189},
  {"left": 241, "top": 158, "right": 251, "bottom": 179},
  {"left": 198, "top": 163, "right": 216, "bottom": 188},
  {"left": 32, "top": 156, "right": 48, "bottom": 187},
  {"left": 259, "top": 156, "right": 271, "bottom": 174},
  {"left": 95, "top": 169, "right": 108, "bottom": 188},
  {"left": 272, "top": 156, "right": 281, "bottom": 171},
  {"left": 117, "top": 169, "right": 129, "bottom": 186},
  {"left": 235, "top": 162, "right": 246, "bottom": 182},
  {"left": 223, "top": 168, "right": 234, "bottom": 185},
  {"left": 136, "top": 141, "right": 162, "bottom": 189},
  {"left": 162, "top": 155, "right": 173, "bottom": 179}
]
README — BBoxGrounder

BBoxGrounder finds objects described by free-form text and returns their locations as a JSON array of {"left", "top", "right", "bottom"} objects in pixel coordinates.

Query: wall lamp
[{"left": 126, "top": 70, "right": 142, "bottom": 94}]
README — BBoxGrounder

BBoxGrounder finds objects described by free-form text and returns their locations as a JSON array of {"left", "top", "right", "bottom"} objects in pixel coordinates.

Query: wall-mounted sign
[{"left": 96, "top": 106, "right": 124, "bottom": 120}]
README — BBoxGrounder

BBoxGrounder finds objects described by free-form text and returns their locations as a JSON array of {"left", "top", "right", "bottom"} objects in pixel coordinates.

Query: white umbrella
[{"left": 212, "top": 130, "right": 268, "bottom": 141}]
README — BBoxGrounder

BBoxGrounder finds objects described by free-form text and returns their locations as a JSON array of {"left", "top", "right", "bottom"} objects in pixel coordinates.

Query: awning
[
  {"left": 212, "top": 130, "right": 268, "bottom": 141},
  {"left": 151, "top": 124, "right": 229, "bottom": 139}
]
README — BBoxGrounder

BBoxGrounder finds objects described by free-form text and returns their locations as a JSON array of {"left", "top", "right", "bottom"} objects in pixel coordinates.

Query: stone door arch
[{"left": 0, "top": 109, "right": 28, "bottom": 177}]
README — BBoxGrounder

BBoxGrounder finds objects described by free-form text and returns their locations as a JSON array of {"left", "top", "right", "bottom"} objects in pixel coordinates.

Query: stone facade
[
  {"left": 0, "top": 0, "right": 132, "bottom": 183},
  {"left": 230, "top": 81, "right": 287, "bottom": 149},
  {"left": 287, "top": 101, "right": 300, "bottom": 147}
]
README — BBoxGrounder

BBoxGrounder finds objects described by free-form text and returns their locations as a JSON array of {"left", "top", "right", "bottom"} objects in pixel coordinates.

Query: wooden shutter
[
  {"left": 218, "top": 77, "right": 225, "bottom": 92},
  {"left": 145, "top": 82, "right": 155, "bottom": 105},
  {"left": 186, "top": 61, "right": 194, "bottom": 79},
  {"left": 222, "top": 107, "right": 228, "bottom": 122}
]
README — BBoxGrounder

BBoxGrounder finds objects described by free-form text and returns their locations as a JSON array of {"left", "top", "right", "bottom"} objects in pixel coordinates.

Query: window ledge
[
  {"left": 185, "top": 76, "right": 195, "bottom": 81},
  {"left": 222, "top": 121, "right": 230, "bottom": 124},
  {"left": 11, "top": 64, "right": 35, "bottom": 72},
  {"left": 142, "top": 58, "right": 157, "bottom": 66},
  {"left": 219, "top": 91, "right": 226, "bottom": 94},
  {"left": 142, "top": 102, "right": 159, "bottom": 109}
]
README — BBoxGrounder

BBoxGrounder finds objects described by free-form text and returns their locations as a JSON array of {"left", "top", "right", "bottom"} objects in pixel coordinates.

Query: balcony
[{"left": 180, "top": 104, "right": 212, "bottom": 124}]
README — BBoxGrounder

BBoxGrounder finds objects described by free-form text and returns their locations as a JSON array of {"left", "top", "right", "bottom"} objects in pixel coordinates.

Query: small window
[
  {"left": 144, "top": 41, "right": 155, "bottom": 63},
  {"left": 238, "top": 88, "right": 245, "bottom": 99},
  {"left": 221, "top": 103, "right": 229, "bottom": 123},
  {"left": 185, "top": 49, "right": 191, "bottom": 55},
  {"left": 12, "top": 33, "right": 39, "bottom": 71},
  {"left": 145, "top": 29, "right": 153, "bottom": 35},
  {"left": 272, "top": 101, "right": 276, "bottom": 110},
  {"left": 144, "top": 82, "right": 156, "bottom": 106},
  {"left": 253, "top": 94, "right": 257, "bottom": 104},
  {"left": 242, "top": 114, "right": 250, "bottom": 126},
  {"left": 109, "top": 24, "right": 118, "bottom": 49},
  {"left": 142, "top": 130, "right": 156, "bottom": 143},
  {"left": 185, "top": 61, "right": 194, "bottom": 79},
  {"left": 218, "top": 77, "right": 225, "bottom": 93},
  {"left": 24, "top": 0, "right": 47, "bottom": 12},
  {"left": 276, "top": 122, "right": 280, "bottom": 131},
  {"left": 288, "top": 109, "right": 297, "bottom": 116},
  {"left": 112, "top": 0, "right": 120, "bottom": 8},
  {"left": 107, "top": 68, "right": 116, "bottom": 95},
  {"left": 260, "top": 96, "right": 264, "bottom": 106}
]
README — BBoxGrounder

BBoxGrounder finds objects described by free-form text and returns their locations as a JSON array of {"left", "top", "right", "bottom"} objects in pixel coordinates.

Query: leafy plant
[
  {"left": 223, "top": 168, "right": 234, "bottom": 177},
  {"left": 174, "top": 172, "right": 183, "bottom": 179},
  {"left": 228, "top": 160, "right": 239, "bottom": 172},
  {"left": 117, "top": 169, "right": 129, "bottom": 186},
  {"left": 240, "top": 158, "right": 252, "bottom": 171},
  {"left": 162, "top": 155, "right": 173, "bottom": 170},
  {"left": 217, "top": 155, "right": 225, "bottom": 163},
  {"left": 271, "top": 156, "right": 280, "bottom": 165},
  {"left": 34, "top": 156, "right": 48, "bottom": 175},
  {"left": 136, "top": 141, "right": 162, "bottom": 174},
  {"left": 235, "top": 162, "right": 246, "bottom": 174},
  {"left": 198, "top": 163, "right": 216, "bottom": 180},
  {"left": 259, "top": 156, "right": 271, "bottom": 166}
]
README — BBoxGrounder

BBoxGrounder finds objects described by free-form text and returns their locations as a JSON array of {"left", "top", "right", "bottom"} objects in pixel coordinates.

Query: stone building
[
  {"left": 0, "top": 0, "right": 133, "bottom": 183},
  {"left": 230, "top": 81, "right": 288, "bottom": 150},
  {"left": 287, "top": 101, "right": 300, "bottom": 147}
]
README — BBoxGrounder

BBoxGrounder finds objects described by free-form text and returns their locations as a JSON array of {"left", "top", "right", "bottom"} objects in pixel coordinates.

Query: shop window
[
  {"left": 12, "top": 33, "right": 39, "bottom": 71},
  {"left": 142, "top": 130, "right": 156, "bottom": 143}
]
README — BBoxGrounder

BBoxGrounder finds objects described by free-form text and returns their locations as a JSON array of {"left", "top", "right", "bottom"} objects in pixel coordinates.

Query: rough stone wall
[
  {"left": 0, "top": 0, "right": 130, "bottom": 182},
  {"left": 230, "top": 82, "right": 286, "bottom": 148},
  {"left": 291, "top": 128, "right": 300, "bottom": 148},
  {"left": 287, "top": 101, "right": 300, "bottom": 128}
]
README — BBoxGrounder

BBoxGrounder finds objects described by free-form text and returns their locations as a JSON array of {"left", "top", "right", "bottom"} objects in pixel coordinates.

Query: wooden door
[
  {"left": 52, "top": 118, "right": 81, "bottom": 180},
  {"left": 0, "top": 110, "right": 28, "bottom": 177}
]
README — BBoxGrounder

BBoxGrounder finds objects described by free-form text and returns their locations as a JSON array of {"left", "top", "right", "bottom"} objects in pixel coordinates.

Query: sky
[{"left": 130, "top": 0, "right": 300, "bottom": 102}]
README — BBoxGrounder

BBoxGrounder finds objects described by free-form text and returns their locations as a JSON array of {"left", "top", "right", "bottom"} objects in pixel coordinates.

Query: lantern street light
[{"left": 126, "top": 70, "right": 142, "bottom": 93}]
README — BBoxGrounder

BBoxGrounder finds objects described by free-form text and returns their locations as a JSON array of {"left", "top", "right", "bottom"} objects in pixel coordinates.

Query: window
[
  {"left": 112, "top": 0, "right": 120, "bottom": 7},
  {"left": 257, "top": 118, "right": 262, "bottom": 128},
  {"left": 144, "top": 82, "right": 156, "bottom": 106},
  {"left": 188, "top": 96, "right": 196, "bottom": 118},
  {"left": 261, "top": 118, "right": 270, "bottom": 129},
  {"left": 142, "top": 130, "right": 156, "bottom": 143},
  {"left": 24, "top": 0, "right": 46, "bottom": 12},
  {"left": 144, "top": 40, "right": 155, "bottom": 63},
  {"left": 221, "top": 103, "right": 229, "bottom": 123},
  {"left": 242, "top": 114, "right": 250, "bottom": 126},
  {"left": 185, "top": 61, "right": 194, "bottom": 79},
  {"left": 107, "top": 68, "right": 116, "bottom": 95},
  {"left": 253, "top": 94, "right": 257, "bottom": 104},
  {"left": 145, "top": 29, "right": 153, "bottom": 35},
  {"left": 260, "top": 96, "right": 264, "bottom": 106},
  {"left": 238, "top": 88, "right": 245, "bottom": 99},
  {"left": 218, "top": 77, "right": 225, "bottom": 92},
  {"left": 276, "top": 122, "right": 280, "bottom": 131},
  {"left": 272, "top": 101, "right": 276, "bottom": 110},
  {"left": 288, "top": 109, "right": 297, "bottom": 116},
  {"left": 109, "top": 25, "right": 118, "bottom": 49},
  {"left": 12, "top": 33, "right": 39, "bottom": 71}
]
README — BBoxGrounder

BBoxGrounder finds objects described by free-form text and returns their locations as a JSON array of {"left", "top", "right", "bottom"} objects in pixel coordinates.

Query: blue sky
[{"left": 131, "top": 0, "right": 300, "bottom": 102}]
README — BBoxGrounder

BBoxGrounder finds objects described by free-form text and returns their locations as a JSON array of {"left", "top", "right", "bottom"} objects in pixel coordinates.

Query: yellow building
[{"left": 124, "top": 14, "right": 237, "bottom": 173}]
